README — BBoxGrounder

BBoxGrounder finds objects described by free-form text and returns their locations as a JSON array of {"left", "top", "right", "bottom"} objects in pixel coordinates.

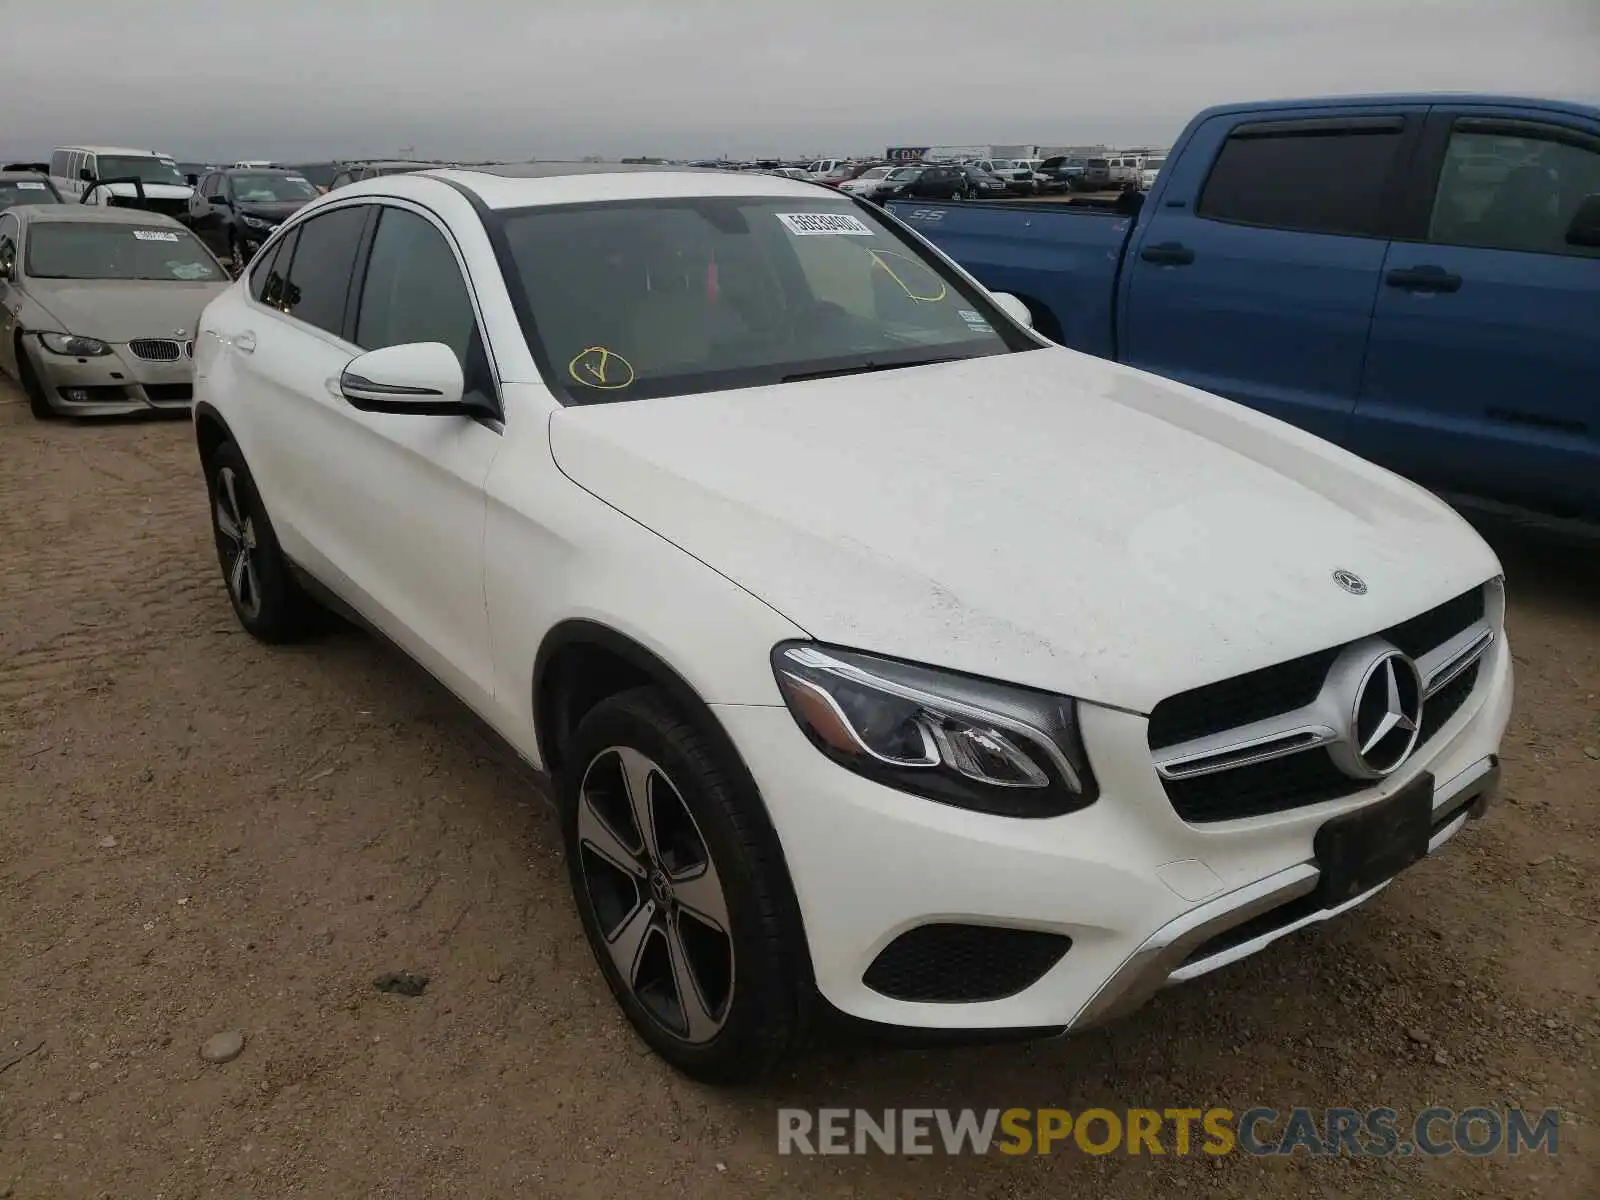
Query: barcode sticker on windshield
[
  {"left": 776, "top": 212, "right": 873, "bottom": 237},
  {"left": 132, "top": 230, "right": 180, "bottom": 242},
  {"left": 15, "top": 181, "right": 45, "bottom": 189}
]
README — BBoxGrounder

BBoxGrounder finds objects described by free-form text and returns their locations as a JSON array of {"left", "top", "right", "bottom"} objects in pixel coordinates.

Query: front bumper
[
  {"left": 713, "top": 632, "right": 1512, "bottom": 1032},
  {"left": 31, "top": 340, "right": 195, "bottom": 416}
]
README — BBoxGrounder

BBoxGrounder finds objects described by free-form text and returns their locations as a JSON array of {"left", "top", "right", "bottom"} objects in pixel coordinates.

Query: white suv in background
[{"left": 191, "top": 164, "right": 1511, "bottom": 1083}]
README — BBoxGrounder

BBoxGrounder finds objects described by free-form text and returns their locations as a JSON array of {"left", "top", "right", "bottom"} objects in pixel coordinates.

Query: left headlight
[
  {"left": 38, "top": 333, "right": 110, "bottom": 356},
  {"left": 771, "top": 642, "right": 1097, "bottom": 818}
]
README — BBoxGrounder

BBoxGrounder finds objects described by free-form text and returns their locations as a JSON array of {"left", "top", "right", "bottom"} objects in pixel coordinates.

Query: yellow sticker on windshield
[
  {"left": 864, "top": 248, "right": 947, "bottom": 303},
  {"left": 568, "top": 346, "right": 635, "bottom": 390}
]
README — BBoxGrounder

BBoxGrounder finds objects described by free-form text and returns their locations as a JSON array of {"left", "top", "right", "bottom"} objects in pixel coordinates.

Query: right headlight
[
  {"left": 771, "top": 642, "right": 1097, "bottom": 818},
  {"left": 39, "top": 332, "right": 110, "bottom": 356}
]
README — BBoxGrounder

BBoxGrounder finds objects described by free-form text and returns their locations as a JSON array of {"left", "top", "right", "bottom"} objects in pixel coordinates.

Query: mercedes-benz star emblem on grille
[
  {"left": 1332, "top": 569, "right": 1368, "bottom": 595},
  {"left": 1347, "top": 650, "right": 1423, "bottom": 778}
]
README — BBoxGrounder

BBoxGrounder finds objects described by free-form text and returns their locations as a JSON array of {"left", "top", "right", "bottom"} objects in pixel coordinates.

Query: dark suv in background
[{"left": 186, "top": 167, "right": 320, "bottom": 273}]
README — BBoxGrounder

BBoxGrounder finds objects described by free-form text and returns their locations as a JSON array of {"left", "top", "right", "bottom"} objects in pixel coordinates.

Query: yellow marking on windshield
[
  {"left": 568, "top": 346, "right": 635, "bottom": 390},
  {"left": 864, "top": 247, "right": 948, "bottom": 303}
]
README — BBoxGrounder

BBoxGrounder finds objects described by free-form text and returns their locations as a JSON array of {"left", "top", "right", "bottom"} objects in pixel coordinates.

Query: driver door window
[{"left": 354, "top": 206, "right": 491, "bottom": 403}]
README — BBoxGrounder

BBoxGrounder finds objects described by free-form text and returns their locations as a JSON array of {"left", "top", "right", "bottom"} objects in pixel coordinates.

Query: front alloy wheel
[
  {"left": 560, "top": 686, "right": 808, "bottom": 1082},
  {"left": 576, "top": 746, "right": 734, "bottom": 1043}
]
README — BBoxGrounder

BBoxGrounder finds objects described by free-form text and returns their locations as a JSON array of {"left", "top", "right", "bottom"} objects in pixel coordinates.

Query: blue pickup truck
[{"left": 888, "top": 94, "right": 1600, "bottom": 524}]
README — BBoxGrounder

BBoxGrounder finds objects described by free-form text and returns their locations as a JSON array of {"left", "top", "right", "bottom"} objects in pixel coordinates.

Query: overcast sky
[{"left": 3, "top": 0, "right": 1595, "bottom": 162}]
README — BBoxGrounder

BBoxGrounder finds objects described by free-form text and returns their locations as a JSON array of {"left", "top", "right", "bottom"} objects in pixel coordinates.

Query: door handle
[
  {"left": 233, "top": 330, "right": 256, "bottom": 354},
  {"left": 1140, "top": 242, "right": 1195, "bottom": 266},
  {"left": 1385, "top": 266, "right": 1462, "bottom": 294}
]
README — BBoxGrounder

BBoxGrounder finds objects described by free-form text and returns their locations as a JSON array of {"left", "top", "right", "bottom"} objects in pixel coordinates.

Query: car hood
[
  {"left": 237, "top": 200, "right": 307, "bottom": 221},
  {"left": 24, "top": 279, "right": 228, "bottom": 341},
  {"left": 96, "top": 183, "right": 192, "bottom": 199},
  {"left": 548, "top": 350, "right": 1501, "bottom": 712}
]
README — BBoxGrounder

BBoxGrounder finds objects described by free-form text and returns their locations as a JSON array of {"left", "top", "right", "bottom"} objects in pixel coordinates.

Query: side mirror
[
  {"left": 1566, "top": 194, "right": 1600, "bottom": 248},
  {"left": 185, "top": 173, "right": 199, "bottom": 187},
  {"left": 340, "top": 342, "right": 469, "bottom": 415},
  {"left": 79, "top": 168, "right": 94, "bottom": 182},
  {"left": 989, "top": 292, "right": 1034, "bottom": 330}
]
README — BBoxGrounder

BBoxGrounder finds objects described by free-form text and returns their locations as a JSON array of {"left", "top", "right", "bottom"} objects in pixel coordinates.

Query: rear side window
[
  {"left": 1428, "top": 122, "right": 1600, "bottom": 258},
  {"left": 1199, "top": 123, "right": 1406, "bottom": 237},
  {"left": 249, "top": 228, "right": 296, "bottom": 307},
  {"left": 50, "top": 150, "right": 67, "bottom": 177},
  {"left": 280, "top": 206, "right": 368, "bottom": 335}
]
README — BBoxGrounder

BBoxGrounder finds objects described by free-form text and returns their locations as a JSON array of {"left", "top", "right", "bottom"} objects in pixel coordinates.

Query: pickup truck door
[
  {"left": 1350, "top": 107, "right": 1600, "bottom": 518},
  {"left": 1118, "top": 108, "right": 1424, "bottom": 445}
]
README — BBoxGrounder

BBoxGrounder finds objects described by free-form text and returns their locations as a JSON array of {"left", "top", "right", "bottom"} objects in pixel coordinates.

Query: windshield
[
  {"left": 860, "top": 167, "right": 892, "bottom": 180},
  {"left": 94, "top": 155, "right": 186, "bottom": 186},
  {"left": 990, "top": 160, "right": 1016, "bottom": 170},
  {"left": 0, "top": 180, "right": 59, "bottom": 208},
  {"left": 886, "top": 166, "right": 921, "bottom": 180},
  {"left": 25, "top": 222, "right": 222, "bottom": 281},
  {"left": 1087, "top": 158, "right": 1109, "bottom": 168},
  {"left": 500, "top": 196, "right": 1035, "bottom": 402},
  {"left": 1143, "top": 157, "right": 1166, "bottom": 169},
  {"left": 230, "top": 172, "right": 318, "bottom": 202}
]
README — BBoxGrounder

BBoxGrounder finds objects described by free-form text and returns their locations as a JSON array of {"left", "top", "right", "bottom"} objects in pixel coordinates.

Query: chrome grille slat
[
  {"left": 1148, "top": 583, "right": 1497, "bottom": 823},
  {"left": 128, "top": 338, "right": 182, "bottom": 361}
]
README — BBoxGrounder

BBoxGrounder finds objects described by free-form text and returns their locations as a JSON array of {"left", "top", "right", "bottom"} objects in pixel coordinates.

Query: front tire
[
  {"left": 15, "top": 335, "right": 55, "bottom": 420},
  {"left": 205, "top": 440, "right": 315, "bottom": 642},
  {"left": 561, "top": 687, "right": 807, "bottom": 1083},
  {"left": 227, "top": 232, "right": 246, "bottom": 277}
]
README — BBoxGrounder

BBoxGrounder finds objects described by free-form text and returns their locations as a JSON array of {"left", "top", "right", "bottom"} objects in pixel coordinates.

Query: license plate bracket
[{"left": 1313, "top": 773, "right": 1434, "bottom": 907}]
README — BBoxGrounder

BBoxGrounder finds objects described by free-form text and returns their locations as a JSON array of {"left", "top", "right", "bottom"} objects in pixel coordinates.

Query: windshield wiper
[{"left": 780, "top": 354, "right": 971, "bottom": 384}]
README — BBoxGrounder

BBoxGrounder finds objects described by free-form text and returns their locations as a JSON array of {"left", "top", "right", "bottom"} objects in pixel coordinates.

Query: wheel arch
[
  {"left": 534, "top": 617, "right": 817, "bottom": 992},
  {"left": 193, "top": 400, "right": 235, "bottom": 471}
]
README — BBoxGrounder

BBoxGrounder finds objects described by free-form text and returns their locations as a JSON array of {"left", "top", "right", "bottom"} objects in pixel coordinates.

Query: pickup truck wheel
[
  {"left": 205, "top": 441, "right": 317, "bottom": 642},
  {"left": 15, "top": 335, "right": 55, "bottom": 420},
  {"left": 562, "top": 686, "right": 806, "bottom": 1083}
]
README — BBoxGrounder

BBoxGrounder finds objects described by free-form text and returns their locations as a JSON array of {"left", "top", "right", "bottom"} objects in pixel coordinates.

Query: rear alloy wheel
[
  {"left": 206, "top": 440, "right": 315, "bottom": 642},
  {"left": 562, "top": 687, "right": 807, "bottom": 1083},
  {"left": 228, "top": 233, "right": 247, "bottom": 278}
]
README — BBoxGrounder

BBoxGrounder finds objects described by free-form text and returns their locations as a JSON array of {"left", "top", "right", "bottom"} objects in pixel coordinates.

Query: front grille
[
  {"left": 863, "top": 923, "right": 1071, "bottom": 1003},
  {"left": 129, "top": 339, "right": 182, "bottom": 361},
  {"left": 142, "top": 383, "right": 192, "bottom": 403},
  {"left": 1150, "top": 585, "right": 1489, "bottom": 824}
]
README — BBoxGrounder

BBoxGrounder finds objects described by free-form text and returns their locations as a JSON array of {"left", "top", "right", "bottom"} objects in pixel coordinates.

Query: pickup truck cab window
[
  {"left": 1198, "top": 121, "right": 1407, "bottom": 238},
  {"left": 1429, "top": 122, "right": 1600, "bottom": 258}
]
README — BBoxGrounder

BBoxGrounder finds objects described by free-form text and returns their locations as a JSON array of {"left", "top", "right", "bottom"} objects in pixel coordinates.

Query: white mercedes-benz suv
[{"left": 190, "top": 164, "right": 1511, "bottom": 1083}]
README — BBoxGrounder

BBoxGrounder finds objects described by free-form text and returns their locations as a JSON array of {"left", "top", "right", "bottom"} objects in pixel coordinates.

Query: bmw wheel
[
  {"left": 206, "top": 440, "right": 315, "bottom": 642},
  {"left": 15, "top": 334, "right": 55, "bottom": 420},
  {"left": 562, "top": 686, "right": 808, "bottom": 1083}
]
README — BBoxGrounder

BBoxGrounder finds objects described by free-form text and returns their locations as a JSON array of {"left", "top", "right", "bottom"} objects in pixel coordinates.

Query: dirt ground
[{"left": 1, "top": 385, "right": 1595, "bottom": 1200}]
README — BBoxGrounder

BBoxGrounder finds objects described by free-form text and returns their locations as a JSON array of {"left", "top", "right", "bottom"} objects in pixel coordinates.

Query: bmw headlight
[
  {"left": 39, "top": 333, "right": 110, "bottom": 356},
  {"left": 772, "top": 643, "right": 1096, "bottom": 817},
  {"left": 240, "top": 214, "right": 275, "bottom": 231}
]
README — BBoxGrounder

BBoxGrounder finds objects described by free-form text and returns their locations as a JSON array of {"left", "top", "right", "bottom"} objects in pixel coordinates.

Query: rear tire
[
  {"left": 15, "top": 336, "right": 54, "bottom": 420},
  {"left": 204, "top": 440, "right": 316, "bottom": 642},
  {"left": 560, "top": 686, "right": 808, "bottom": 1084}
]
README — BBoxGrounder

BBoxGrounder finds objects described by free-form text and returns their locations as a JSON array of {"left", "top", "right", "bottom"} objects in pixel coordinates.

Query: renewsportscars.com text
[{"left": 777, "top": 1106, "right": 1561, "bottom": 1157}]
